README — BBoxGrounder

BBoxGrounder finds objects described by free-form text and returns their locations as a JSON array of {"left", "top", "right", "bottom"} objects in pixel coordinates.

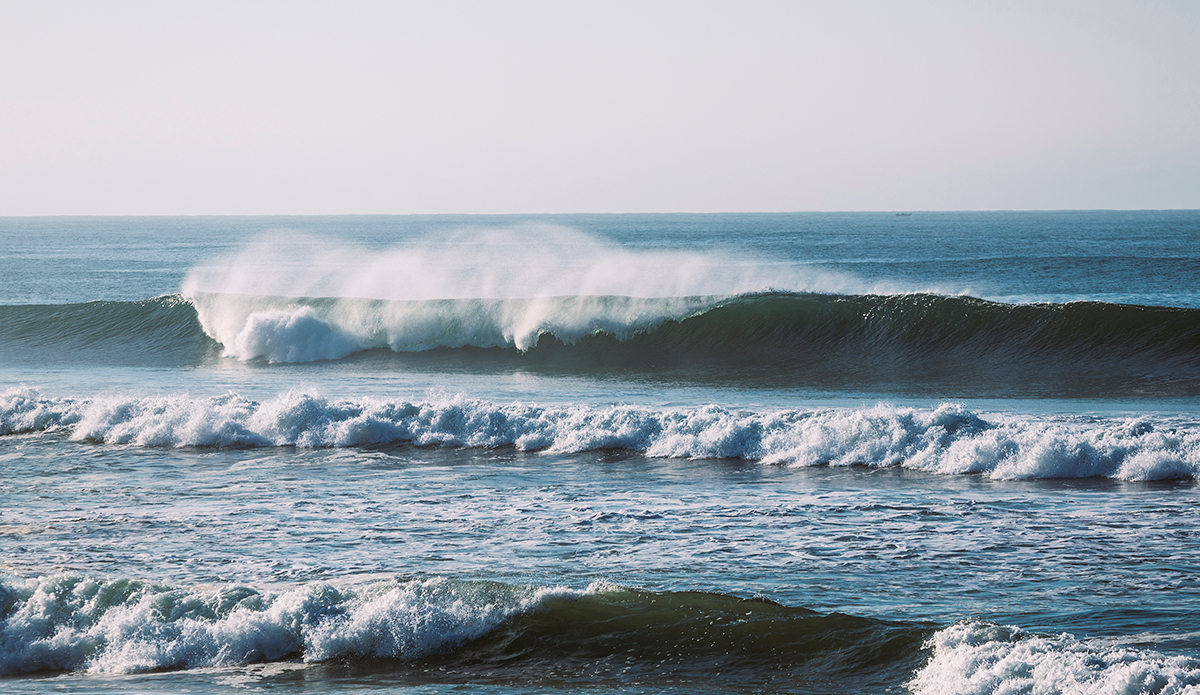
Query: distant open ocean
[{"left": 2, "top": 211, "right": 1199, "bottom": 694}]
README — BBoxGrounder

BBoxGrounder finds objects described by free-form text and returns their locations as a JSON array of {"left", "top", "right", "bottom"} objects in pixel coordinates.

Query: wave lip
[
  {"left": 4, "top": 388, "right": 1199, "bottom": 481},
  {"left": 182, "top": 289, "right": 1200, "bottom": 363},
  {"left": 400, "top": 586, "right": 928, "bottom": 691}
]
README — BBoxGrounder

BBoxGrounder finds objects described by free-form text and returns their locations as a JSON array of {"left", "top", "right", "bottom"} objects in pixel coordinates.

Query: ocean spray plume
[
  {"left": 181, "top": 224, "right": 872, "bottom": 302},
  {"left": 180, "top": 224, "right": 875, "bottom": 361},
  {"left": 4, "top": 387, "right": 1199, "bottom": 481}
]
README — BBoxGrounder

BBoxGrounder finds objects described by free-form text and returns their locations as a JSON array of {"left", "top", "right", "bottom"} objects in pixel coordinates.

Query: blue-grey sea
[{"left": 1, "top": 211, "right": 1199, "bottom": 694}]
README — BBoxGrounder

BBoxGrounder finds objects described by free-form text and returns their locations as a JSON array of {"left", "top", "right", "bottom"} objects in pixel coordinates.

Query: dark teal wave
[
  {"left": 513, "top": 292, "right": 1200, "bottom": 396},
  {"left": 0, "top": 295, "right": 219, "bottom": 367},
  {"left": 356, "top": 588, "right": 931, "bottom": 693}
]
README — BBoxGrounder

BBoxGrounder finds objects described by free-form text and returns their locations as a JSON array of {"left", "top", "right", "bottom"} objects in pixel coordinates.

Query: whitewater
[
  {"left": 1, "top": 211, "right": 1199, "bottom": 694},
  {"left": 4, "top": 389, "right": 1199, "bottom": 481}
]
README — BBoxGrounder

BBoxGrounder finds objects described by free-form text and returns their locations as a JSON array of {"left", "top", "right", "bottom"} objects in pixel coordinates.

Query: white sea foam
[
  {"left": 0, "top": 574, "right": 582, "bottom": 675},
  {"left": 181, "top": 225, "right": 877, "bottom": 361},
  {"left": 0, "top": 387, "right": 80, "bottom": 435},
  {"left": 229, "top": 306, "right": 362, "bottom": 364},
  {"left": 187, "top": 293, "right": 719, "bottom": 361},
  {"left": 3, "top": 387, "right": 1198, "bottom": 481},
  {"left": 909, "top": 621, "right": 1200, "bottom": 695}
]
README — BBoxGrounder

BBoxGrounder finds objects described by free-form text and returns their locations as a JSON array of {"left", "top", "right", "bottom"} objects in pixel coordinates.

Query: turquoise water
[{"left": 1, "top": 212, "right": 1199, "bottom": 694}]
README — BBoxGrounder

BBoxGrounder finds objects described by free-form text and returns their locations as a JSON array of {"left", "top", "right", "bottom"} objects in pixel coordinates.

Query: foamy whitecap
[
  {"left": 231, "top": 306, "right": 362, "bottom": 363},
  {"left": 3, "top": 388, "right": 1198, "bottom": 481},
  {"left": 0, "top": 387, "right": 80, "bottom": 435},
  {"left": 909, "top": 621, "right": 1200, "bottom": 695},
  {"left": 188, "top": 293, "right": 720, "bottom": 360}
]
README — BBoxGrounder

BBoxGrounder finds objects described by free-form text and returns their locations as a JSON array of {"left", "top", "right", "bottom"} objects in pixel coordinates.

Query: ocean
[{"left": 1, "top": 211, "right": 1198, "bottom": 694}]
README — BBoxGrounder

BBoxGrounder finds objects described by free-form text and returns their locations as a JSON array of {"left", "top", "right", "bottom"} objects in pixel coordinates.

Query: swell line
[{"left": 2, "top": 292, "right": 1198, "bottom": 397}]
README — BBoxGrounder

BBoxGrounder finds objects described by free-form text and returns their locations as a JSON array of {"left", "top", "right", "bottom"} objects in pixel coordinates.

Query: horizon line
[{"left": 2, "top": 208, "right": 1198, "bottom": 219}]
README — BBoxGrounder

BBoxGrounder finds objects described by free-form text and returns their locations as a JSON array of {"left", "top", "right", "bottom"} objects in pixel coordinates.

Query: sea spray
[
  {"left": 4, "top": 387, "right": 1198, "bottom": 480},
  {"left": 179, "top": 225, "right": 873, "bottom": 361},
  {"left": 180, "top": 225, "right": 871, "bottom": 302}
]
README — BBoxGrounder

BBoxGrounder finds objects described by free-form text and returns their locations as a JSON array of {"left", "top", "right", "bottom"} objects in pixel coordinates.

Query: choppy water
[{"left": 1, "top": 212, "right": 1199, "bottom": 694}]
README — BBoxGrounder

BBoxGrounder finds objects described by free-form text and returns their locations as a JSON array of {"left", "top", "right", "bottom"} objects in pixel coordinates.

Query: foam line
[{"left": 3, "top": 388, "right": 1198, "bottom": 481}]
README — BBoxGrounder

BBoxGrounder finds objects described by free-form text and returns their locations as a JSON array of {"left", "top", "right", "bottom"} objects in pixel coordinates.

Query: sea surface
[{"left": 1, "top": 211, "right": 1199, "bottom": 694}]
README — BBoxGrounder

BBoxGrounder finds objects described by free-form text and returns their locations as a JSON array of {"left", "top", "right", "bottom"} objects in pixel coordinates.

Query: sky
[{"left": 1, "top": 0, "right": 1197, "bottom": 215}]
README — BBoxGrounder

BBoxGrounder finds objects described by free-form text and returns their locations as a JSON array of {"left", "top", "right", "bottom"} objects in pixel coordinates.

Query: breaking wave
[
  {"left": 2, "top": 291, "right": 1198, "bottom": 397},
  {"left": 186, "top": 291, "right": 721, "bottom": 358},
  {"left": 4, "top": 573, "right": 1197, "bottom": 694},
  {"left": 0, "top": 573, "right": 925, "bottom": 691},
  {"left": 3, "top": 388, "right": 1199, "bottom": 480}
]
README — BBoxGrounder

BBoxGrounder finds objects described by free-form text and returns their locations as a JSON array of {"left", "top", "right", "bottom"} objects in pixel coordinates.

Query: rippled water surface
[{"left": 2, "top": 212, "right": 1199, "bottom": 694}]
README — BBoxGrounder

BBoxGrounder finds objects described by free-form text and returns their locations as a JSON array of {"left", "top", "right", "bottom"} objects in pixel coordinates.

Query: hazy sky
[{"left": 1, "top": 0, "right": 1197, "bottom": 214}]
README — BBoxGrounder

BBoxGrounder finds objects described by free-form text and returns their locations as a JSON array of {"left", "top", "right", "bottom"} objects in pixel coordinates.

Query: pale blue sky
[{"left": 1, "top": 0, "right": 1197, "bottom": 214}]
